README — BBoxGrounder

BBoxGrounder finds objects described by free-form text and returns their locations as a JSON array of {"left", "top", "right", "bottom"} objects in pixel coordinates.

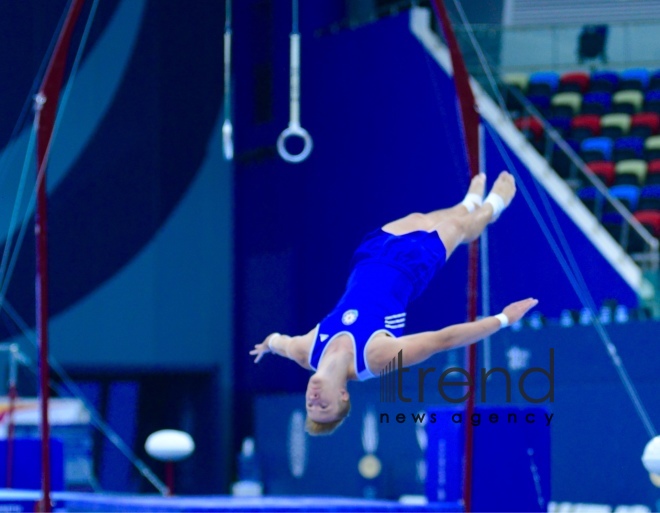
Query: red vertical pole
[
  {"left": 6, "top": 381, "right": 17, "bottom": 488},
  {"left": 429, "top": 2, "right": 480, "bottom": 511},
  {"left": 165, "top": 461, "right": 175, "bottom": 496},
  {"left": 34, "top": 1, "right": 86, "bottom": 510}
]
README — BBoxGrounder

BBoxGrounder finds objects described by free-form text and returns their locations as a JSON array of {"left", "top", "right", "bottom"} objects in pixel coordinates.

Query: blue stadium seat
[
  {"left": 551, "top": 139, "right": 580, "bottom": 178},
  {"left": 581, "top": 92, "right": 612, "bottom": 115},
  {"left": 590, "top": 71, "right": 618, "bottom": 94},
  {"left": 604, "top": 184, "right": 641, "bottom": 215},
  {"left": 548, "top": 116, "right": 572, "bottom": 137},
  {"left": 650, "top": 70, "right": 660, "bottom": 90},
  {"left": 613, "top": 136, "right": 645, "bottom": 162},
  {"left": 528, "top": 71, "right": 560, "bottom": 97},
  {"left": 581, "top": 137, "right": 613, "bottom": 162},
  {"left": 577, "top": 186, "right": 603, "bottom": 217},
  {"left": 527, "top": 94, "right": 551, "bottom": 116},
  {"left": 602, "top": 185, "right": 641, "bottom": 250},
  {"left": 637, "top": 185, "right": 660, "bottom": 211},
  {"left": 619, "top": 68, "right": 650, "bottom": 91},
  {"left": 644, "top": 89, "right": 660, "bottom": 115}
]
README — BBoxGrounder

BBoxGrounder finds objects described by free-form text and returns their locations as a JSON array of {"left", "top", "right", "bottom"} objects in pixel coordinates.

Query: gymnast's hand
[
  {"left": 249, "top": 335, "right": 274, "bottom": 363},
  {"left": 502, "top": 298, "right": 539, "bottom": 324}
]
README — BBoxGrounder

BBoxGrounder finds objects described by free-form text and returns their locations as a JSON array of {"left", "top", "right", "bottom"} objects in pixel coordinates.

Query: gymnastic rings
[
  {"left": 277, "top": 123, "right": 313, "bottom": 164},
  {"left": 222, "top": 118, "right": 234, "bottom": 161},
  {"left": 222, "top": 0, "right": 234, "bottom": 160},
  {"left": 277, "top": 18, "right": 313, "bottom": 163}
]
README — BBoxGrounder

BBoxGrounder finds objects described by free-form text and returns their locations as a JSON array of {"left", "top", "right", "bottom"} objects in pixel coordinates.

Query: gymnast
[{"left": 250, "top": 171, "right": 538, "bottom": 435}]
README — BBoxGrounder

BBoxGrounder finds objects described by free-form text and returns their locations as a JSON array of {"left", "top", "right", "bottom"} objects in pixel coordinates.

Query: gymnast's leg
[{"left": 382, "top": 173, "right": 487, "bottom": 235}]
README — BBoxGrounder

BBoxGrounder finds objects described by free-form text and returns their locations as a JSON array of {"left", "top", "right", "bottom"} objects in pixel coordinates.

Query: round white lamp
[
  {"left": 642, "top": 436, "right": 660, "bottom": 475},
  {"left": 145, "top": 429, "right": 195, "bottom": 495},
  {"left": 642, "top": 435, "right": 660, "bottom": 487}
]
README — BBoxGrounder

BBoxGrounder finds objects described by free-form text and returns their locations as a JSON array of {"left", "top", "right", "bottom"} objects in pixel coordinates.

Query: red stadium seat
[
  {"left": 630, "top": 112, "right": 660, "bottom": 138},
  {"left": 514, "top": 116, "right": 544, "bottom": 140},
  {"left": 586, "top": 161, "right": 615, "bottom": 186},
  {"left": 647, "top": 159, "right": 660, "bottom": 185},
  {"left": 570, "top": 114, "right": 601, "bottom": 140},
  {"left": 633, "top": 211, "right": 660, "bottom": 236},
  {"left": 559, "top": 71, "right": 590, "bottom": 93}
]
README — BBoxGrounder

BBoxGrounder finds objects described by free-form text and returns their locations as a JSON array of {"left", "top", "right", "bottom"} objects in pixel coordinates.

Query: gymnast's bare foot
[
  {"left": 467, "top": 172, "right": 486, "bottom": 200},
  {"left": 485, "top": 171, "right": 516, "bottom": 222}
]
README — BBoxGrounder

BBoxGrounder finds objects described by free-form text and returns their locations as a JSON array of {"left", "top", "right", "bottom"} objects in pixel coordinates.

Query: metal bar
[
  {"left": 429, "top": 1, "right": 480, "bottom": 510},
  {"left": 34, "top": 1, "right": 87, "bottom": 510}
]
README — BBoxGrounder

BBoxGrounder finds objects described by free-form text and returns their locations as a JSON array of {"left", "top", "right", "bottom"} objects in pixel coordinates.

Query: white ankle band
[
  {"left": 485, "top": 193, "right": 505, "bottom": 221},
  {"left": 461, "top": 193, "right": 483, "bottom": 213}
]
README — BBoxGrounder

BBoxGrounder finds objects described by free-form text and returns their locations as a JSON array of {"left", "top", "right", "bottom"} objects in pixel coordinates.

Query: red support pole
[
  {"left": 429, "top": 2, "right": 480, "bottom": 511},
  {"left": 34, "top": 1, "right": 86, "bottom": 511},
  {"left": 6, "top": 383, "right": 17, "bottom": 488},
  {"left": 165, "top": 462, "right": 175, "bottom": 496}
]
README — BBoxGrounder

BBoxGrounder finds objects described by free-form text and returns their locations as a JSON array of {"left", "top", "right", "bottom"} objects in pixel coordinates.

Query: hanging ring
[
  {"left": 222, "top": 119, "right": 234, "bottom": 161},
  {"left": 277, "top": 123, "right": 313, "bottom": 164}
]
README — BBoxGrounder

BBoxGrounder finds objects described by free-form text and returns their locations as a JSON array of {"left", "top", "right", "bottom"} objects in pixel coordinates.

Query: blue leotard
[{"left": 308, "top": 228, "right": 447, "bottom": 380}]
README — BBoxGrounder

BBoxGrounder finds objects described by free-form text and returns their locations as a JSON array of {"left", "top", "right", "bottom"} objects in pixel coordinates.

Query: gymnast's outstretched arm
[
  {"left": 370, "top": 298, "right": 538, "bottom": 371},
  {"left": 250, "top": 327, "right": 316, "bottom": 368}
]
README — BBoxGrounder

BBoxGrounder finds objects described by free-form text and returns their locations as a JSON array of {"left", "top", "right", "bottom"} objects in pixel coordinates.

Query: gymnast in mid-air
[{"left": 250, "top": 171, "right": 538, "bottom": 435}]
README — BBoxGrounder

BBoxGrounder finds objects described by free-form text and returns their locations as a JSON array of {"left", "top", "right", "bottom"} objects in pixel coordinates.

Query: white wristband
[
  {"left": 494, "top": 313, "right": 509, "bottom": 328},
  {"left": 268, "top": 333, "right": 281, "bottom": 350}
]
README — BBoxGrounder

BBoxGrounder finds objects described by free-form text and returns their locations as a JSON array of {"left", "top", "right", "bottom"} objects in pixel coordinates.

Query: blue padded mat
[{"left": 0, "top": 490, "right": 462, "bottom": 512}]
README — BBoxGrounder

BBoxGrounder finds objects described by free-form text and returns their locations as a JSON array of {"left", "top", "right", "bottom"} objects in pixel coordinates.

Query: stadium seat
[
  {"left": 548, "top": 116, "right": 572, "bottom": 138},
  {"left": 629, "top": 112, "right": 660, "bottom": 138},
  {"left": 586, "top": 161, "right": 615, "bottom": 186},
  {"left": 649, "top": 70, "right": 660, "bottom": 91},
  {"left": 643, "top": 90, "right": 660, "bottom": 115},
  {"left": 614, "top": 159, "right": 647, "bottom": 186},
  {"left": 503, "top": 73, "right": 529, "bottom": 112},
  {"left": 600, "top": 113, "right": 630, "bottom": 139},
  {"left": 503, "top": 73, "right": 529, "bottom": 92},
  {"left": 559, "top": 71, "right": 589, "bottom": 93},
  {"left": 581, "top": 137, "right": 613, "bottom": 162},
  {"left": 633, "top": 211, "right": 660, "bottom": 235},
  {"left": 551, "top": 92, "right": 582, "bottom": 118},
  {"left": 514, "top": 116, "right": 544, "bottom": 141},
  {"left": 602, "top": 213, "right": 624, "bottom": 245},
  {"left": 646, "top": 159, "right": 660, "bottom": 185},
  {"left": 551, "top": 139, "right": 580, "bottom": 179},
  {"left": 612, "top": 90, "right": 644, "bottom": 115},
  {"left": 636, "top": 185, "right": 660, "bottom": 212},
  {"left": 528, "top": 71, "right": 560, "bottom": 97},
  {"left": 527, "top": 94, "right": 551, "bottom": 117},
  {"left": 570, "top": 114, "right": 601, "bottom": 141},
  {"left": 629, "top": 211, "right": 660, "bottom": 252},
  {"left": 644, "top": 135, "right": 660, "bottom": 160},
  {"left": 603, "top": 184, "right": 641, "bottom": 213},
  {"left": 618, "top": 68, "right": 650, "bottom": 91},
  {"left": 581, "top": 92, "right": 612, "bottom": 115},
  {"left": 602, "top": 185, "right": 641, "bottom": 248},
  {"left": 613, "top": 136, "right": 645, "bottom": 162},
  {"left": 590, "top": 71, "right": 618, "bottom": 94},
  {"left": 577, "top": 186, "right": 603, "bottom": 216}
]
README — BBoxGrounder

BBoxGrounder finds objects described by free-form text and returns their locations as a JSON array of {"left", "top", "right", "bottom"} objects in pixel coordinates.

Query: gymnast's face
[{"left": 306, "top": 375, "right": 346, "bottom": 422}]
